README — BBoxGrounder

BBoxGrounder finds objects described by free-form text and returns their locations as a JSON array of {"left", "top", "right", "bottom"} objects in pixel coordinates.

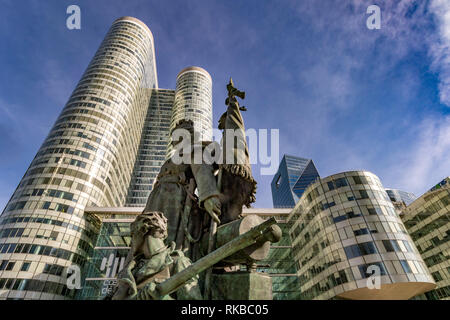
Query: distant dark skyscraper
[{"left": 271, "top": 155, "right": 320, "bottom": 208}]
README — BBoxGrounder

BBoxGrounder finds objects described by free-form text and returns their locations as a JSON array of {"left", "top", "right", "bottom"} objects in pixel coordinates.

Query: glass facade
[
  {"left": 257, "top": 210, "right": 302, "bottom": 300},
  {"left": 287, "top": 171, "right": 435, "bottom": 300},
  {"left": 125, "top": 89, "right": 174, "bottom": 206},
  {"left": 77, "top": 213, "right": 135, "bottom": 300},
  {"left": 0, "top": 17, "right": 158, "bottom": 300},
  {"left": 401, "top": 177, "right": 450, "bottom": 300},
  {"left": 271, "top": 155, "right": 320, "bottom": 208}
]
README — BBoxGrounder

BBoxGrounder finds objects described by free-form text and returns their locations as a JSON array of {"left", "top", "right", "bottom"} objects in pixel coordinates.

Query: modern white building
[{"left": 287, "top": 171, "right": 435, "bottom": 300}]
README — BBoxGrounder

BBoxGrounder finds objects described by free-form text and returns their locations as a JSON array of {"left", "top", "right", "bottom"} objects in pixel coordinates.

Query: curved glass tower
[
  {"left": 169, "top": 66, "right": 212, "bottom": 149},
  {"left": 287, "top": 171, "right": 435, "bottom": 300},
  {"left": 0, "top": 17, "right": 158, "bottom": 299}
]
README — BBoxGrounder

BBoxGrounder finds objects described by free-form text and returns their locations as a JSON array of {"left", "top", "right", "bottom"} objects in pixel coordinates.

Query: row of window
[
  {"left": 343, "top": 239, "right": 415, "bottom": 260},
  {"left": 0, "top": 243, "right": 86, "bottom": 267},
  {"left": 305, "top": 175, "right": 386, "bottom": 204},
  {"left": 6, "top": 200, "right": 74, "bottom": 214},
  {"left": 0, "top": 260, "right": 62, "bottom": 276},
  {"left": 403, "top": 192, "right": 450, "bottom": 229},
  {"left": 0, "top": 215, "right": 97, "bottom": 241},
  {"left": 0, "top": 278, "right": 76, "bottom": 298},
  {"left": 344, "top": 242, "right": 378, "bottom": 259}
]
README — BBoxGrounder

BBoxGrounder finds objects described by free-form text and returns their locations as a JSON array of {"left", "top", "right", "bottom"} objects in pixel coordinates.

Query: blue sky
[{"left": 1, "top": 0, "right": 450, "bottom": 209}]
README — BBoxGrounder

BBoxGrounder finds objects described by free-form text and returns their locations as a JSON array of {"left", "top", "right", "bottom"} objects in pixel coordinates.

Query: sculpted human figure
[
  {"left": 111, "top": 211, "right": 202, "bottom": 300},
  {"left": 143, "top": 119, "right": 222, "bottom": 260}
]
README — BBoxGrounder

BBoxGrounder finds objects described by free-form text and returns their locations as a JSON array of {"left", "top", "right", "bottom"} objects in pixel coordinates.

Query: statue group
[{"left": 109, "top": 79, "right": 280, "bottom": 300}]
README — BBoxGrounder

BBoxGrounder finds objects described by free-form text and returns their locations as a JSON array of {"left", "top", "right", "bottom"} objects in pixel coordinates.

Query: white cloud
[{"left": 393, "top": 116, "right": 450, "bottom": 194}]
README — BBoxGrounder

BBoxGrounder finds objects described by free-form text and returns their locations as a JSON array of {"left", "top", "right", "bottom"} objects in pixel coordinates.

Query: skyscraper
[
  {"left": 0, "top": 17, "right": 213, "bottom": 300},
  {"left": 125, "top": 89, "right": 174, "bottom": 207},
  {"left": 287, "top": 171, "right": 435, "bottom": 300},
  {"left": 271, "top": 155, "right": 320, "bottom": 208},
  {"left": 401, "top": 177, "right": 450, "bottom": 300}
]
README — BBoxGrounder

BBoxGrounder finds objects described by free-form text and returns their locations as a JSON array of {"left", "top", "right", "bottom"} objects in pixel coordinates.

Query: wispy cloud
[{"left": 392, "top": 116, "right": 450, "bottom": 194}]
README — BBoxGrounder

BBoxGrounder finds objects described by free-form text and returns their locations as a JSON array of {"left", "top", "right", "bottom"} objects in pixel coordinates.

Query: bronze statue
[
  {"left": 111, "top": 211, "right": 202, "bottom": 300},
  {"left": 112, "top": 212, "right": 281, "bottom": 300},
  {"left": 142, "top": 119, "right": 222, "bottom": 261},
  {"left": 111, "top": 79, "right": 277, "bottom": 301}
]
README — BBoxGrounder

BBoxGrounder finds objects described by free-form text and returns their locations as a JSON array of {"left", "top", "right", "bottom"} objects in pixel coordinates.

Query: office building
[
  {"left": 271, "top": 155, "right": 320, "bottom": 208},
  {"left": 401, "top": 177, "right": 450, "bottom": 300},
  {"left": 287, "top": 171, "right": 435, "bottom": 300},
  {"left": 125, "top": 89, "right": 174, "bottom": 206},
  {"left": 0, "top": 17, "right": 212, "bottom": 300}
]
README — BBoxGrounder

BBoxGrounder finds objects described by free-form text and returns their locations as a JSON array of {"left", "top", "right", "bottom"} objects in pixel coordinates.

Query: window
[
  {"left": 0, "top": 260, "right": 8, "bottom": 270},
  {"left": 383, "top": 240, "right": 401, "bottom": 252},
  {"left": 432, "top": 271, "right": 443, "bottom": 282},
  {"left": 333, "top": 215, "right": 347, "bottom": 223},
  {"left": 400, "top": 260, "right": 412, "bottom": 273},
  {"left": 359, "top": 190, "right": 369, "bottom": 199},
  {"left": 344, "top": 242, "right": 378, "bottom": 259},
  {"left": 7, "top": 244, "right": 16, "bottom": 253},
  {"left": 21, "top": 262, "right": 31, "bottom": 272},
  {"left": 6, "top": 261, "right": 15, "bottom": 271},
  {"left": 346, "top": 211, "right": 361, "bottom": 219},
  {"left": 335, "top": 177, "right": 348, "bottom": 188},
  {"left": 4, "top": 279, "right": 14, "bottom": 289},
  {"left": 353, "top": 176, "right": 363, "bottom": 184},
  {"left": 402, "top": 241, "right": 414, "bottom": 253},
  {"left": 327, "top": 181, "right": 335, "bottom": 190},
  {"left": 359, "top": 242, "right": 378, "bottom": 255},
  {"left": 324, "top": 201, "right": 336, "bottom": 209},
  {"left": 354, "top": 228, "right": 369, "bottom": 236}
]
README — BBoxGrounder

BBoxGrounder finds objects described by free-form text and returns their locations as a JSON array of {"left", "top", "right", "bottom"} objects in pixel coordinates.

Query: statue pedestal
[{"left": 210, "top": 272, "right": 272, "bottom": 300}]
